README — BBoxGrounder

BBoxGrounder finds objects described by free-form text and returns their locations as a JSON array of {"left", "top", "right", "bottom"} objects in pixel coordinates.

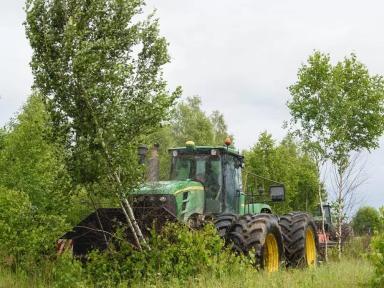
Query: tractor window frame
[
  {"left": 170, "top": 153, "right": 222, "bottom": 184},
  {"left": 223, "top": 155, "right": 242, "bottom": 213}
]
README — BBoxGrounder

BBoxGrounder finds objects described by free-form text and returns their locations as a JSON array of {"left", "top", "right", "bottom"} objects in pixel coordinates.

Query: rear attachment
[{"left": 58, "top": 196, "right": 176, "bottom": 257}]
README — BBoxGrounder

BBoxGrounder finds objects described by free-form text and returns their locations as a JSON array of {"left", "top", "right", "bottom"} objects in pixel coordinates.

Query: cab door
[{"left": 223, "top": 155, "right": 242, "bottom": 213}]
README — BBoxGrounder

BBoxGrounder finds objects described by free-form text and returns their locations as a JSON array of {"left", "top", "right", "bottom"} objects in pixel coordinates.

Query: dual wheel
[{"left": 214, "top": 212, "right": 318, "bottom": 272}]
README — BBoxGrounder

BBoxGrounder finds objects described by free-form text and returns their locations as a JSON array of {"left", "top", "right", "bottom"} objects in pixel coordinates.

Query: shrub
[
  {"left": 342, "top": 236, "right": 371, "bottom": 259},
  {"left": 51, "top": 252, "right": 86, "bottom": 288},
  {"left": 0, "top": 186, "right": 69, "bottom": 270},
  {"left": 353, "top": 206, "right": 382, "bottom": 235},
  {"left": 85, "top": 223, "right": 249, "bottom": 286},
  {"left": 370, "top": 207, "right": 384, "bottom": 287},
  {"left": 370, "top": 234, "right": 384, "bottom": 287}
]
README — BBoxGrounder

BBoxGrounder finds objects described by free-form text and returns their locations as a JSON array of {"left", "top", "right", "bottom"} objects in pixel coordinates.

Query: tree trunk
[
  {"left": 99, "top": 136, "right": 148, "bottom": 250},
  {"left": 106, "top": 160, "right": 148, "bottom": 250},
  {"left": 319, "top": 183, "right": 328, "bottom": 262},
  {"left": 112, "top": 171, "right": 149, "bottom": 249},
  {"left": 337, "top": 169, "right": 343, "bottom": 260},
  {"left": 317, "top": 163, "right": 328, "bottom": 262},
  {"left": 71, "top": 93, "right": 148, "bottom": 250},
  {"left": 118, "top": 200, "right": 142, "bottom": 249}
]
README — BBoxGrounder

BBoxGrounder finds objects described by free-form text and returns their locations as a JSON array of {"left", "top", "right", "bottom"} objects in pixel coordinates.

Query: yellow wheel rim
[
  {"left": 305, "top": 228, "right": 317, "bottom": 267},
  {"left": 264, "top": 233, "right": 279, "bottom": 272}
]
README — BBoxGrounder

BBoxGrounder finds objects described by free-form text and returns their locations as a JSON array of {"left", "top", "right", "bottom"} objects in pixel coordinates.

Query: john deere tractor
[{"left": 60, "top": 140, "right": 319, "bottom": 271}]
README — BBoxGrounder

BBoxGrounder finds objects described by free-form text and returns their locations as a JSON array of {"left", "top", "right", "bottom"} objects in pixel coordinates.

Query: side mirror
[
  {"left": 270, "top": 185, "right": 285, "bottom": 202},
  {"left": 234, "top": 159, "right": 244, "bottom": 169}
]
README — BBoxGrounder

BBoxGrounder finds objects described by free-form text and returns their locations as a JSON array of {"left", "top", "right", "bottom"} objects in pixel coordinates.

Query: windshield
[
  {"left": 314, "top": 205, "right": 332, "bottom": 224},
  {"left": 171, "top": 154, "right": 223, "bottom": 213},
  {"left": 170, "top": 154, "right": 221, "bottom": 184}
]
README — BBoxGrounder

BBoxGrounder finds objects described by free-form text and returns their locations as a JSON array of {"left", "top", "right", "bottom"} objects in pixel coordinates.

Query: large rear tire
[
  {"left": 228, "top": 213, "right": 284, "bottom": 272},
  {"left": 279, "top": 212, "right": 319, "bottom": 267}
]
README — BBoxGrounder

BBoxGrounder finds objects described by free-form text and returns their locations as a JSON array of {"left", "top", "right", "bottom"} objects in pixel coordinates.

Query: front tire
[
  {"left": 279, "top": 212, "right": 319, "bottom": 267},
  {"left": 214, "top": 213, "right": 238, "bottom": 240}
]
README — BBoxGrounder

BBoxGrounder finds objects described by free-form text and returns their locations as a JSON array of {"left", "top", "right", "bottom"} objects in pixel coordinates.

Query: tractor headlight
[
  {"left": 159, "top": 196, "right": 167, "bottom": 202},
  {"left": 137, "top": 196, "right": 145, "bottom": 202},
  {"left": 149, "top": 196, "right": 156, "bottom": 202}
]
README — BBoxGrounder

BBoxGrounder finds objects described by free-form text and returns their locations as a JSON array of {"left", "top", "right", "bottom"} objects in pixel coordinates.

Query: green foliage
[
  {"left": 0, "top": 94, "right": 75, "bottom": 269},
  {"left": 289, "top": 51, "right": 384, "bottom": 166},
  {"left": 171, "top": 96, "right": 230, "bottom": 147},
  {"left": 210, "top": 110, "right": 229, "bottom": 145},
  {"left": 51, "top": 252, "right": 86, "bottom": 288},
  {"left": 353, "top": 206, "right": 382, "bottom": 235},
  {"left": 371, "top": 233, "right": 384, "bottom": 287},
  {"left": 0, "top": 128, "right": 6, "bottom": 150},
  {"left": 244, "top": 132, "right": 322, "bottom": 214},
  {"left": 370, "top": 207, "right": 384, "bottom": 287},
  {"left": 0, "top": 253, "right": 374, "bottom": 287},
  {"left": 145, "top": 96, "right": 231, "bottom": 180},
  {"left": 85, "top": 223, "right": 248, "bottom": 286},
  {"left": 152, "top": 258, "right": 373, "bottom": 288},
  {"left": 172, "top": 96, "right": 215, "bottom": 146},
  {"left": 0, "top": 186, "right": 69, "bottom": 269},
  {"left": 289, "top": 52, "right": 384, "bottom": 259},
  {"left": 25, "top": 0, "right": 180, "bottom": 197},
  {"left": 0, "top": 94, "right": 71, "bottom": 213},
  {"left": 341, "top": 236, "right": 371, "bottom": 260}
]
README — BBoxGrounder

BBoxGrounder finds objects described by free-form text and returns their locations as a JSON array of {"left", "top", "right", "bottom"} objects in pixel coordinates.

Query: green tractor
[{"left": 59, "top": 140, "right": 319, "bottom": 272}]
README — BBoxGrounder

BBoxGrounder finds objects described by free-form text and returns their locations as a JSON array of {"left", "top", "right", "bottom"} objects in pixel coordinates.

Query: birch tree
[
  {"left": 288, "top": 51, "right": 384, "bottom": 259},
  {"left": 25, "top": 0, "right": 180, "bottom": 249}
]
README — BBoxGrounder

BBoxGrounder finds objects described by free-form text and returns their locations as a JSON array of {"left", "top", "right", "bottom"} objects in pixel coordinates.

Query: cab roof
[{"left": 168, "top": 145, "right": 243, "bottom": 158}]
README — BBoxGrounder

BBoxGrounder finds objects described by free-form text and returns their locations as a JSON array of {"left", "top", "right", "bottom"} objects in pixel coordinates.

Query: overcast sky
[{"left": 1, "top": 0, "right": 383, "bottom": 210}]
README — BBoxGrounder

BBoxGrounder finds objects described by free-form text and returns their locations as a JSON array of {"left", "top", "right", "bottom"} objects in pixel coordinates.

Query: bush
[
  {"left": 342, "top": 236, "right": 371, "bottom": 259},
  {"left": 353, "top": 207, "right": 382, "bottom": 235},
  {"left": 370, "top": 234, "right": 384, "bottom": 287},
  {"left": 0, "top": 187, "right": 250, "bottom": 287},
  {"left": 51, "top": 252, "right": 86, "bottom": 288},
  {"left": 369, "top": 207, "right": 384, "bottom": 287},
  {"left": 0, "top": 186, "right": 69, "bottom": 270},
  {"left": 85, "top": 223, "right": 249, "bottom": 286}
]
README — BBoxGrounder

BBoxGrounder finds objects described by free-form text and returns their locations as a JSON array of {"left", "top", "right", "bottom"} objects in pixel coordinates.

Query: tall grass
[
  {"left": 0, "top": 236, "right": 374, "bottom": 288},
  {"left": 1, "top": 257, "right": 372, "bottom": 288},
  {"left": 0, "top": 268, "right": 32, "bottom": 288},
  {"left": 136, "top": 258, "right": 373, "bottom": 288}
]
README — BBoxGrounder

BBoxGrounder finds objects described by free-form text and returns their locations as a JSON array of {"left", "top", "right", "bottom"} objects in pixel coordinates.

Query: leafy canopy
[
  {"left": 352, "top": 206, "right": 382, "bottom": 235},
  {"left": 145, "top": 96, "right": 231, "bottom": 180},
  {"left": 25, "top": 0, "right": 180, "bottom": 193},
  {"left": 0, "top": 186, "right": 69, "bottom": 269},
  {"left": 244, "top": 132, "right": 322, "bottom": 214},
  {"left": 171, "top": 96, "right": 230, "bottom": 146},
  {"left": 288, "top": 51, "right": 384, "bottom": 166},
  {"left": 0, "top": 94, "right": 70, "bottom": 213}
]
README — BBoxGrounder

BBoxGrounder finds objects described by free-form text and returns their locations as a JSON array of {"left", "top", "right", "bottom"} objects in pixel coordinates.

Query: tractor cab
[
  {"left": 313, "top": 204, "right": 334, "bottom": 231},
  {"left": 169, "top": 141, "right": 243, "bottom": 214}
]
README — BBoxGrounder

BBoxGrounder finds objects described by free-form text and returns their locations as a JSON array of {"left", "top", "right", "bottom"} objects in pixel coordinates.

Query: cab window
[{"left": 224, "top": 156, "right": 242, "bottom": 213}]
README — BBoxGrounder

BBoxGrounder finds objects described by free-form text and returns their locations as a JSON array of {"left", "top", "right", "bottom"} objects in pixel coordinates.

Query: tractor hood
[
  {"left": 132, "top": 180, "right": 204, "bottom": 196},
  {"left": 130, "top": 180, "right": 205, "bottom": 222}
]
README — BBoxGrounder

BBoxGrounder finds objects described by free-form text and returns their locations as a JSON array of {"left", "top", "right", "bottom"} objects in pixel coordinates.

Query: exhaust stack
[
  {"left": 147, "top": 143, "right": 160, "bottom": 182},
  {"left": 138, "top": 144, "right": 148, "bottom": 165}
]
